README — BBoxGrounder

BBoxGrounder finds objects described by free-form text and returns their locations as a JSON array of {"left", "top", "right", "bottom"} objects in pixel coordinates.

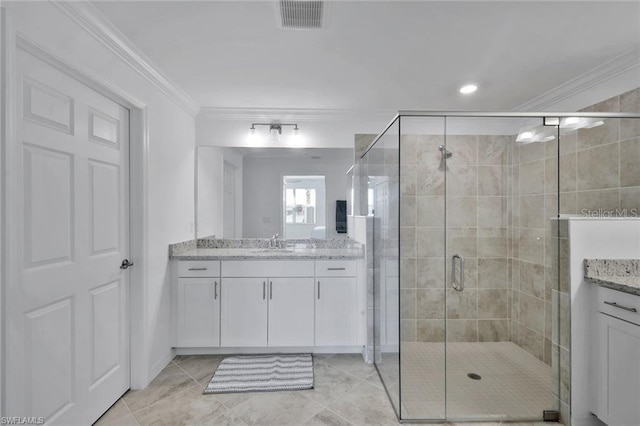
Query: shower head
[{"left": 439, "top": 145, "right": 453, "bottom": 159}]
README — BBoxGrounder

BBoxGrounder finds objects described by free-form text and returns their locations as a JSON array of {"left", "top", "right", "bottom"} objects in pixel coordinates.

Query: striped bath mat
[{"left": 203, "top": 354, "right": 314, "bottom": 394}]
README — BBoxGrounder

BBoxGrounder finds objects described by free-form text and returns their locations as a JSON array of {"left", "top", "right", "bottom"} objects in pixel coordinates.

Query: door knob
[{"left": 120, "top": 259, "right": 134, "bottom": 270}]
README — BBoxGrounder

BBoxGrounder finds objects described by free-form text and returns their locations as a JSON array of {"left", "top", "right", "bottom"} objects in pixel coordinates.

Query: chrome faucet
[{"left": 270, "top": 233, "right": 281, "bottom": 249}]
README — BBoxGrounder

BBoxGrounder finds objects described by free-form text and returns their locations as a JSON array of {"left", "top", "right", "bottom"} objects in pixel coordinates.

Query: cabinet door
[
  {"left": 597, "top": 313, "right": 640, "bottom": 425},
  {"left": 177, "top": 278, "right": 220, "bottom": 347},
  {"left": 268, "top": 278, "right": 314, "bottom": 346},
  {"left": 221, "top": 278, "right": 268, "bottom": 346},
  {"left": 315, "top": 277, "right": 358, "bottom": 346}
]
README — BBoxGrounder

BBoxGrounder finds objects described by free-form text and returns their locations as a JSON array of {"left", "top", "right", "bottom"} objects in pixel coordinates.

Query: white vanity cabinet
[
  {"left": 220, "top": 260, "right": 315, "bottom": 347},
  {"left": 267, "top": 278, "right": 315, "bottom": 346},
  {"left": 220, "top": 277, "right": 268, "bottom": 346},
  {"left": 595, "top": 286, "right": 640, "bottom": 426},
  {"left": 315, "top": 260, "right": 359, "bottom": 346},
  {"left": 175, "top": 261, "right": 221, "bottom": 347},
  {"left": 174, "top": 257, "right": 362, "bottom": 351}
]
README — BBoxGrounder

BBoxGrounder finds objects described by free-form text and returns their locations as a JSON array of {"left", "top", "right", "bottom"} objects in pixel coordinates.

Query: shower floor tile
[{"left": 378, "top": 341, "right": 553, "bottom": 421}]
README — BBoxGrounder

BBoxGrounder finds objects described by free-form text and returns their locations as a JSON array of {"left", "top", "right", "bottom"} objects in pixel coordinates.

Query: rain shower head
[{"left": 439, "top": 145, "right": 453, "bottom": 159}]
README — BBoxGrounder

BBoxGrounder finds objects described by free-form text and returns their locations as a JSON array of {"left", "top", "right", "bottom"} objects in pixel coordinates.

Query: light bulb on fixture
[
  {"left": 516, "top": 126, "right": 556, "bottom": 144},
  {"left": 519, "top": 131, "right": 533, "bottom": 141},
  {"left": 247, "top": 125, "right": 258, "bottom": 142},
  {"left": 293, "top": 125, "right": 299, "bottom": 138},
  {"left": 459, "top": 84, "right": 478, "bottom": 94},
  {"left": 560, "top": 117, "right": 605, "bottom": 132},
  {"left": 269, "top": 124, "right": 282, "bottom": 143}
]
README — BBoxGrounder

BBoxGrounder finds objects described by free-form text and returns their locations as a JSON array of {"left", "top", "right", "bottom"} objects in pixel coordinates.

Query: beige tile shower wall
[
  {"left": 401, "top": 134, "right": 512, "bottom": 343},
  {"left": 511, "top": 138, "right": 557, "bottom": 368},
  {"left": 559, "top": 87, "right": 640, "bottom": 215}
]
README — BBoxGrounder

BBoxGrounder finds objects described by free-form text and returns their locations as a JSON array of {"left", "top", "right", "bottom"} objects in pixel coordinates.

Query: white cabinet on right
[
  {"left": 315, "top": 260, "right": 358, "bottom": 346},
  {"left": 595, "top": 286, "right": 640, "bottom": 426}
]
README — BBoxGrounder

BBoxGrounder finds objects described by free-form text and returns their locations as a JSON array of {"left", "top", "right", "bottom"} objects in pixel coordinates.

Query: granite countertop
[
  {"left": 170, "top": 247, "right": 364, "bottom": 260},
  {"left": 584, "top": 259, "right": 640, "bottom": 296},
  {"left": 169, "top": 238, "right": 365, "bottom": 260}
]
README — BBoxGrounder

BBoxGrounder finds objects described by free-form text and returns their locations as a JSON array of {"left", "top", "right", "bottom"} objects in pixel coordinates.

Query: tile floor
[{"left": 95, "top": 353, "right": 561, "bottom": 426}]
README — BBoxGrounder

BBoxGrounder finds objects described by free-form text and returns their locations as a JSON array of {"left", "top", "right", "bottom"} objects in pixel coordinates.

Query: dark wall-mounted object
[{"left": 336, "top": 200, "right": 347, "bottom": 234}]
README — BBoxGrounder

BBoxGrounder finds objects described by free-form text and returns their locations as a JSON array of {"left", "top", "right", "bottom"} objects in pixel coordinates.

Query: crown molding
[
  {"left": 198, "top": 107, "right": 395, "bottom": 122},
  {"left": 515, "top": 46, "right": 640, "bottom": 112},
  {"left": 52, "top": 0, "right": 200, "bottom": 117}
]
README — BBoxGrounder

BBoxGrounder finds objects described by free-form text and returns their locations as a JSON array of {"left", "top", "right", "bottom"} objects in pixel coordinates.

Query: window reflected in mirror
[
  {"left": 283, "top": 176, "right": 325, "bottom": 239},
  {"left": 285, "top": 188, "right": 317, "bottom": 224}
]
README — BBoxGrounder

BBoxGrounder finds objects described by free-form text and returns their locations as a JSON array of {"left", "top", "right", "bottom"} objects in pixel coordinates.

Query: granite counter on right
[{"left": 584, "top": 258, "right": 640, "bottom": 296}]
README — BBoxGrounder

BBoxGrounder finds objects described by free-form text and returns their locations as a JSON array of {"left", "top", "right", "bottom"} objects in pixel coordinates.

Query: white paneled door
[{"left": 5, "top": 48, "right": 130, "bottom": 424}]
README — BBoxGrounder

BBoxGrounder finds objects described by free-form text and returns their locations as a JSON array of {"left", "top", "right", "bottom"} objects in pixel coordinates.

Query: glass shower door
[
  {"left": 369, "top": 118, "right": 401, "bottom": 417},
  {"left": 371, "top": 111, "right": 639, "bottom": 423},
  {"left": 395, "top": 116, "right": 447, "bottom": 421},
  {"left": 443, "top": 116, "right": 559, "bottom": 422}
]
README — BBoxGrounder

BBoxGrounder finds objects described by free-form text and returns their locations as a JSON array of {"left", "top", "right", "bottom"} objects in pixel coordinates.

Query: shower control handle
[{"left": 452, "top": 254, "right": 464, "bottom": 291}]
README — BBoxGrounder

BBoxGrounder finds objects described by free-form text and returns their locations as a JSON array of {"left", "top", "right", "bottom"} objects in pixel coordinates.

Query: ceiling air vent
[{"left": 279, "top": 0, "right": 324, "bottom": 30}]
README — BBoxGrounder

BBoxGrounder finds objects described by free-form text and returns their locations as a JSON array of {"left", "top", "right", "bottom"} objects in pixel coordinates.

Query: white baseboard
[
  {"left": 573, "top": 414, "right": 606, "bottom": 426},
  {"left": 174, "top": 346, "right": 363, "bottom": 356},
  {"left": 148, "top": 349, "right": 175, "bottom": 383}
]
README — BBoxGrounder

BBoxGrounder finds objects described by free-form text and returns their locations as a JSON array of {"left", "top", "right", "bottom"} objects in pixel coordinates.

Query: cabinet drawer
[
  {"left": 598, "top": 286, "right": 640, "bottom": 326},
  {"left": 178, "top": 260, "right": 220, "bottom": 277},
  {"left": 316, "top": 260, "right": 356, "bottom": 277},
  {"left": 222, "top": 260, "right": 314, "bottom": 277}
]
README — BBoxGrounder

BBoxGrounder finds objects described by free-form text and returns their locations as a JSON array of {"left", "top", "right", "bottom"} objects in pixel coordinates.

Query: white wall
[
  {"left": 0, "top": 8, "right": 6, "bottom": 413},
  {"left": 243, "top": 156, "right": 353, "bottom": 239},
  {"left": 196, "top": 147, "right": 243, "bottom": 238},
  {"left": 2, "top": 2, "right": 196, "bottom": 387}
]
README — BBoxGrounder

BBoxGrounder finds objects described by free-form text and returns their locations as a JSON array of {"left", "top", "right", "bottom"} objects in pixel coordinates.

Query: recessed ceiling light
[{"left": 459, "top": 84, "right": 478, "bottom": 94}]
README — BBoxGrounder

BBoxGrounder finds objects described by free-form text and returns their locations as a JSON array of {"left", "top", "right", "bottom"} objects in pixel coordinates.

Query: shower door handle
[{"left": 452, "top": 254, "right": 464, "bottom": 291}]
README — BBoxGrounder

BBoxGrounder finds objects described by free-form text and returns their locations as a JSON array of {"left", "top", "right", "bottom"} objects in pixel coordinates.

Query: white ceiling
[{"left": 93, "top": 0, "right": 640, "bottom": 112}]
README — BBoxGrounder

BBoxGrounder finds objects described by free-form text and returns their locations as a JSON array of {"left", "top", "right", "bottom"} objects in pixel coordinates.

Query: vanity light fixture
[
  {"left": 459, "top": 84, "right": 478, "bottom": 94},
  {"left": 249, "top": 122, "right": 300, "bottom": 142}
]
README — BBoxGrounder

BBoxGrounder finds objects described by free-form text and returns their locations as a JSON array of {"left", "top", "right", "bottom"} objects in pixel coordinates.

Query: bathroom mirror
[{"left": 196, "top": 147, "right": 354, "bottom": 239}]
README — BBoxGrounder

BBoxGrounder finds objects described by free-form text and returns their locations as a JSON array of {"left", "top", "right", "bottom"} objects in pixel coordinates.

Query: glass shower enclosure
[{"left": 360, "top": 112, "right": 639, "bottom": 423}]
